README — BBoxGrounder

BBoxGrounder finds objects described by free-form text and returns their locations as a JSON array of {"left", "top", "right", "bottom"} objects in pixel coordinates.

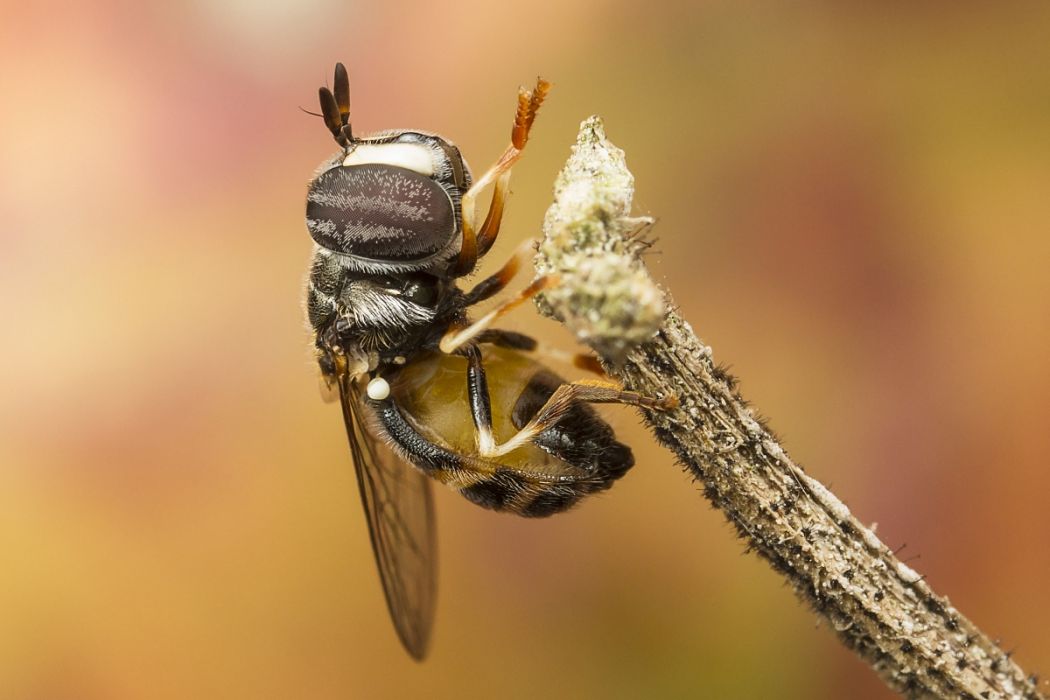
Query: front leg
[{"left": 455, "top": 78, "right": 551, "bottom": 276}]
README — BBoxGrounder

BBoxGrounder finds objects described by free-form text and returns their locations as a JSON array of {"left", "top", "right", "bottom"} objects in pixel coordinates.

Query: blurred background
[{"left": 2, "top": 1, "right": 1049, "bottom": 698}]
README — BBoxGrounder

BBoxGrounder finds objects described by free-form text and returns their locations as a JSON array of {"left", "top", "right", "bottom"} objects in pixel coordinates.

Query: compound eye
[{"left": 306, "top": 164, "right": 456, "bottom": 262}]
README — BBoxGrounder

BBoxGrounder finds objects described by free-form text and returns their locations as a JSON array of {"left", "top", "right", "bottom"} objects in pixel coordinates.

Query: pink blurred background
[{"left": 2, "top": 1, "right": 1048, "bottom": 698}]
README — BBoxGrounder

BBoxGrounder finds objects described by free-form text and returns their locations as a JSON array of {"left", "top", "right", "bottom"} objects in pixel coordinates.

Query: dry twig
[{"left": 533, "top": 116, "right": 1044, "bottom": 700}]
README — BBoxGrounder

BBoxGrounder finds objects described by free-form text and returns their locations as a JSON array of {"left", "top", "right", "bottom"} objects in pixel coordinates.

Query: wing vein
[{"left": 337, "top": 372, "right": 437, "bottom": 660}]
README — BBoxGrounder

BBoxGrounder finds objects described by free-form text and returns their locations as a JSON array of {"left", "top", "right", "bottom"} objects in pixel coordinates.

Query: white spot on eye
[
  {"left": 366, "top": 377, "right": 390, "bottom": 401},
  {"left": 343, "top": 143, "right": 435, "bottom": 176}
]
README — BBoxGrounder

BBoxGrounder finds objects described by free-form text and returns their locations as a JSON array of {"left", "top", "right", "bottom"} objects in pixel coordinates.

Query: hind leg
[
  {"left": 459, "top": 347, "right": 674, "bottom": 459},
  {"left": 481, "top": 379, "right": 675, "bottom": 458}
]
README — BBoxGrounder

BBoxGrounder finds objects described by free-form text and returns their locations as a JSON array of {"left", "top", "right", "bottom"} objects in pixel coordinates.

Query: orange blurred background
[{"left": 2, "top": 2, "right": 1048, "bottom": 698}]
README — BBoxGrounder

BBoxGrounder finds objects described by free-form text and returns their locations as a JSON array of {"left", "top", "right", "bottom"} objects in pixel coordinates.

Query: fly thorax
[{"left": 331, "top": 273, "right": 444, "bottom": 353}]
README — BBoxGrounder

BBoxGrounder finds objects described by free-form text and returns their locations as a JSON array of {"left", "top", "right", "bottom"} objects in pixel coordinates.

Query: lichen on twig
[
  {"left": 533, "top": 116, "right": 1044, "bottom": 700},
  {"left": 533, "top": 116, "right": 665, "bottom": 365}
]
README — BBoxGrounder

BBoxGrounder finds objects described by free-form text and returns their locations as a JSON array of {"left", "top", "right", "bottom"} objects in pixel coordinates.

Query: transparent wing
[{"left": 337, "top": 374, "right": 437, "bottom": 660}]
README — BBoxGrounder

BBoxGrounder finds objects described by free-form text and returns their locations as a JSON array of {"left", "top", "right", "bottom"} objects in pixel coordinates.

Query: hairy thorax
[{"left": 305, "top": 246, "right": 461, "bottom": 362}]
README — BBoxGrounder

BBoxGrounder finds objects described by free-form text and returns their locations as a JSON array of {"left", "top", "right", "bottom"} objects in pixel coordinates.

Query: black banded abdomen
[
  {"left": 306, "top": 164, "right": 456, "bottom": 260},
  {"left": 387, "top": 347, "right": 635, "bottom": 517},
  {"left": 511, "top": 369, "right": 634, "bottom": 488}
]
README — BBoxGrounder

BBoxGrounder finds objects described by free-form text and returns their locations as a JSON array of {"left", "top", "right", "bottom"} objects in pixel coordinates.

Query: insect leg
[
  {"left": 474, "top": 329, "right": 606, "bottom": 376},
  {"left": 459, "top": 342, "right": 603, "bottom": 459},
  {"left": 474, "top": 329, "right": 538, "bottom": 351},
  {"left": 438, "top": 274, "right": 559, "bottom": 354},
  {"left": 475, "top": 171, "right": 511, "bottom": 258},
  {"left": 524, "top": 346, "right": 604, "bottom": 376},
  {"left": 455, "top": 78, "right": 551, "bottom": 276},
  {"left": 462, "top": 237, "right": 536, "bottom": 306},
  {"left": 461, "top": 344, "right": 497, "bottom": 455},
  {"left": 479, "top": 379, "right": 676, "bottom": 458}
]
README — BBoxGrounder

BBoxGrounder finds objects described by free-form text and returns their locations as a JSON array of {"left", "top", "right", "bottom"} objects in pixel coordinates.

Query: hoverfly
[{"left": 304, "top": 63, "right": 671, "bottom": 659}]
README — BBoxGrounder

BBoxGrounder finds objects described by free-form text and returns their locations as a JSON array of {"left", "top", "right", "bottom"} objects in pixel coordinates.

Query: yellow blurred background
[{"left": 2, "top": 1, "right": 1048, "bottom": 698}]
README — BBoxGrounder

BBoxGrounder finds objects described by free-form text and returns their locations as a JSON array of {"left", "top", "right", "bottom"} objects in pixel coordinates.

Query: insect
[{"left": 304, "top": 63, "right": 673, "bottom": 660}]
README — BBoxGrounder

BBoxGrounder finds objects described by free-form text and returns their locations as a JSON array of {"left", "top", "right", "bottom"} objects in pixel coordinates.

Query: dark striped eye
[{"left": 306, "top": 164, "right": 456, "bottom": 261}]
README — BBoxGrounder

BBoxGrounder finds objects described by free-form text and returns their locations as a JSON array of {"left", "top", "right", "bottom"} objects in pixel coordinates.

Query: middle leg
[
  {"left": 461, "top": 237, "right": 536, "bottom": 307},
  {"left": 439, "top": 274, "right": 559, "bottom": 354}
]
